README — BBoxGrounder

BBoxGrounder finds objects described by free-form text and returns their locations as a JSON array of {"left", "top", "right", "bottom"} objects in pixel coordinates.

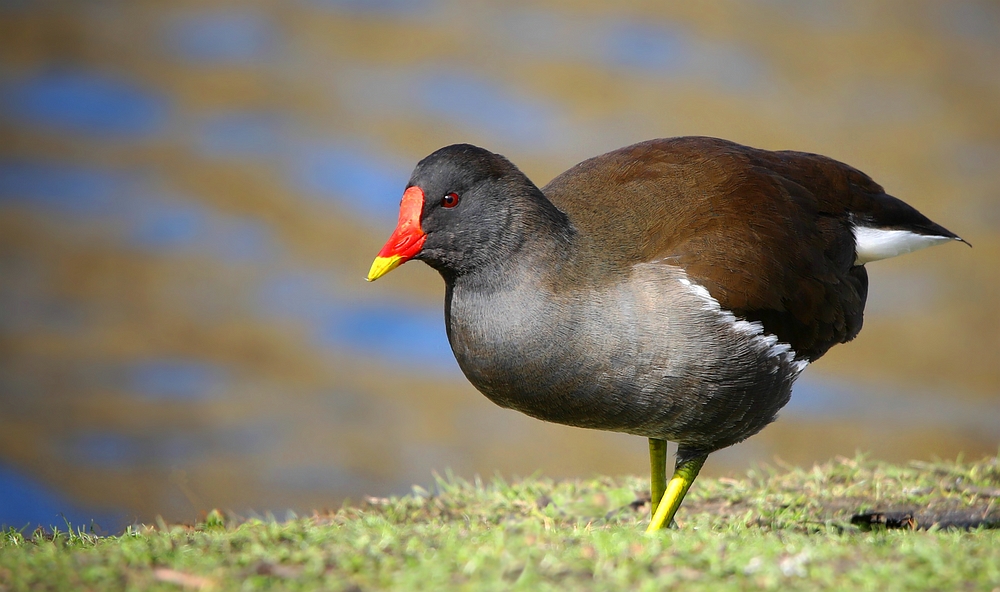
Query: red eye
[{"left": 441, "top": 192, "right": 460, "bottom": 208}]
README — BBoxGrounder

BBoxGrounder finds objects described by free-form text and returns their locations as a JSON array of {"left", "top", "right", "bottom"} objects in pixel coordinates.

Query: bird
[{"left": 366, "top": 136, "right": 965, "bottom": 532}]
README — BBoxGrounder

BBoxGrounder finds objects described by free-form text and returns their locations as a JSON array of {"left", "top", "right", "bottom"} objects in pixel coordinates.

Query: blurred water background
[{"left": 1, "top": 0, "right": 998, "bottom": 533}]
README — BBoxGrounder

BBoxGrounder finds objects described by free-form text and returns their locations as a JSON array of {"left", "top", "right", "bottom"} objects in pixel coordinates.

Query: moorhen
[{"left": 366, "top": 137, "right": 965, "bottom": 531}]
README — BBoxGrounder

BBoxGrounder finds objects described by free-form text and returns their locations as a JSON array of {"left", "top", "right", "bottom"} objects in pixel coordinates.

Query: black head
[{"left": 368, "top": 144, "right": 569, "bottom": 283}]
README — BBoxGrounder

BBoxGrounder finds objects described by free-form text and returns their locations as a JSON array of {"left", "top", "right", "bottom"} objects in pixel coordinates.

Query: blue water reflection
[
  {"left": 744, "top": 0, "right": 860, "bottom": 30},
  {"left": 788, "top": 375, "right": 1000, "bottom": 436},
  {"left": 931, "top": 2, "right": 1000, "bottom": 41},
  {"left": 1, "top": 156, "right": 450, "bottom": 373},
  {"left": 128, "top": 199, "right": 208, "bottom": 250},
  {"left": 0, "top": 255, "right": 88, "bottom": 335},
  {"left": 61, "top": 432, "right": 201, "bottom": 469},
  {"left": 195, "top": 112, "right": 287, "bottom": 160},
  {"left": 265, "top": 465, "right": 374, "bottom": 492},
  {"left": 601, "top": 21, "right": 769, "bottom": 91},
  {"left": 0, "top": 161, "right": 123, "bottom": 213},
  {"left": 496, "top": 11, "right": 771, "bottom": 93},
  {"left": 0, "top": 159, "right": 278, "bottom": 262},
  {"left": 0, "top": 70, "right": 169, "bottom": 137},
  {"left": 604, "top": 22, "right": 691, "bottom": 74},
  {"left": 300, "top": 0, "right": 439, "bottom": 17},
  {"left": 123, "top": 195, "right": 270, "bottom": 261},
  {"left": 257, "top": 276, "right": 457, "bottom": 373},
  {"left": 126, "top": 194, "right": 279, "bottom": 263},
  {"left": 419, "top": 71, "right": 566, "bottom": 149},
  {"left": 321, "top": 303, "right": 457, "bottom": 373},
  {"left": 290, "top": 142, "right": 410, "bottom": 224},
  {"left": 163, "top": 11, "right": 279, "bottom": 63},
  {"left": 128, "top": 360, "right": 227, "bottom": 401},
  {"left": 0, "top": 464, "right": 127, "bottom": 533},
  {"left": 256, "top": 273, "right": 339, "bottom": 319}
]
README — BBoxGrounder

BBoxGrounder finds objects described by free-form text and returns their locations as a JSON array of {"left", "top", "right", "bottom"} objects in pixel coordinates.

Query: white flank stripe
[
  {"left": 677, "top": 276, "right": 808, "bottom": 374},
  {"left": 853, "top": 225, "right": 952, "bottom": 265}
]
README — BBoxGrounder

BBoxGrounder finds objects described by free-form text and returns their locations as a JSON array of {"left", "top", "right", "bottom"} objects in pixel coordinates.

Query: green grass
[{"left": 3, "top": 455, "right": 1000, "bottom": 591}]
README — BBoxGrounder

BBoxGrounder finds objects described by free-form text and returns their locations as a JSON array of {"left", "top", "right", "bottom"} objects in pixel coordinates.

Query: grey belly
[{"left": 449, "top": 305, "right": 797, "bottom": 452}]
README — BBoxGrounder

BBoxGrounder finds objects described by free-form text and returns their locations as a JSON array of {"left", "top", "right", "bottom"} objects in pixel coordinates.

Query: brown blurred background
[{"left": 1, "top": 0, "right": 998, "bottom": 533}]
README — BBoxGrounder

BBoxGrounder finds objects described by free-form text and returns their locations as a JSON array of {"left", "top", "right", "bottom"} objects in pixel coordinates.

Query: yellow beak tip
[{"left": 367, "top": 255, "right": 403, "bottom": 282}]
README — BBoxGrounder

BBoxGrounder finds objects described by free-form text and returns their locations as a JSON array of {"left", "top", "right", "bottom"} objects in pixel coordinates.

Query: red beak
[{"left": 367, "top": 186, "right": 427, "bottom": 281}]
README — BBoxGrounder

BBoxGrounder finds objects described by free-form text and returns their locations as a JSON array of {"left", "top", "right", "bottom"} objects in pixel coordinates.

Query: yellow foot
[{"left": 646, "top": 454, "right": 706, "bottom": 532}]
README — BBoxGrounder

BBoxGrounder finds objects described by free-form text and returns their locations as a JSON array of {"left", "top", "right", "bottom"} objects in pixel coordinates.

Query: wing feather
[{"left": 542, "top": 137, "right": 953, "bottom": 360}]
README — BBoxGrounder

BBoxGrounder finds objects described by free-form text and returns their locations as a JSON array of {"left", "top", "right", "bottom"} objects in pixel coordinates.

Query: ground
[{"left": 2, "top": 455, "right": 999, "bottom": 591}]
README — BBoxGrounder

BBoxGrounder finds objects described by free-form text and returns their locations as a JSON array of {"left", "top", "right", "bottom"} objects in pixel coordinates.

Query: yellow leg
[
  {"left": 646, "top": 454, "right": 707, "bottom": 532},
  {"left": 648, "top": 438, "right": 667, "bottom": 516}
]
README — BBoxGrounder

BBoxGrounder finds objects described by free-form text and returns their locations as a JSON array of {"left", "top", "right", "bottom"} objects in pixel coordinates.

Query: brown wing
[{"left": 542, "top": 136, "right": 933, "bottom": 361}]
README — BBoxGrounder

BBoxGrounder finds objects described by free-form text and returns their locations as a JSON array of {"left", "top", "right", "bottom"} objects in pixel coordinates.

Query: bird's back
[{"left": 543, "top": 136, "right": 958, "bottom": 361}]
